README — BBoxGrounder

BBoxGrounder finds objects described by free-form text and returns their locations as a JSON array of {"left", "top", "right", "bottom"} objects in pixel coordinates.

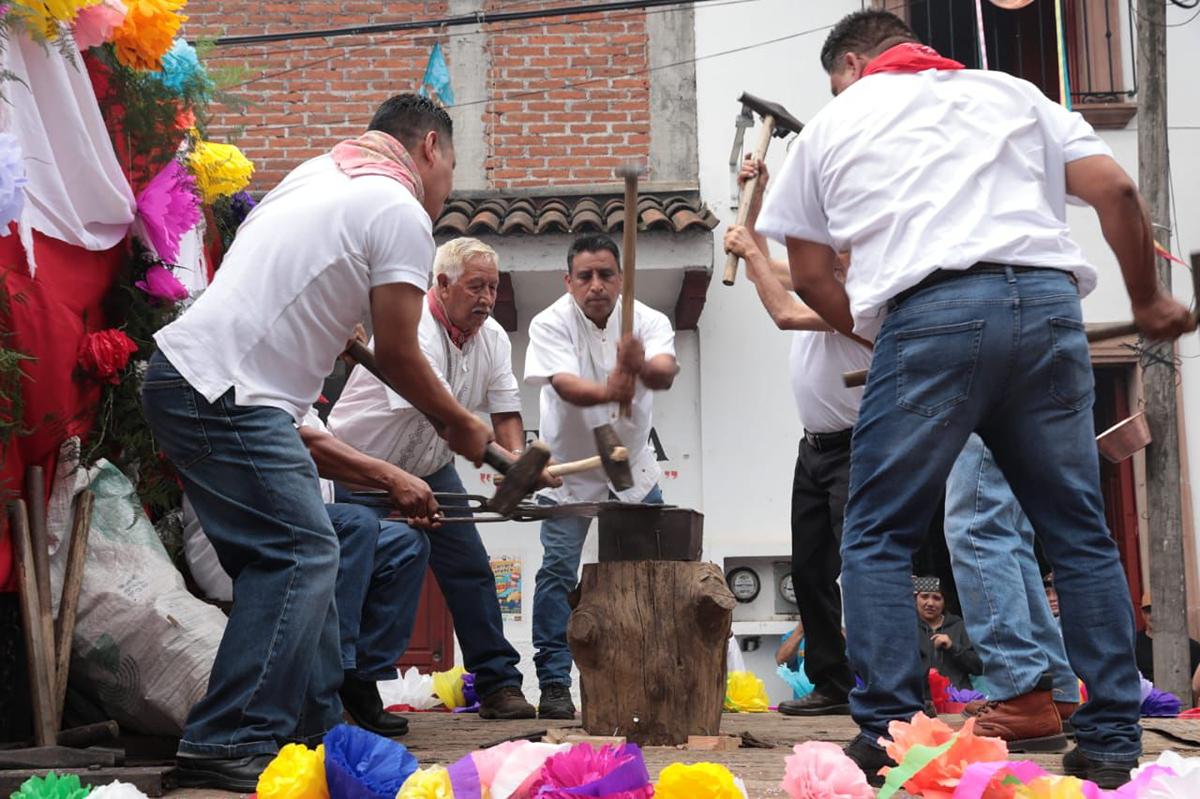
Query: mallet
[
  {"left": 497, "top": 442, "right": 633, "bottom": 491},
  {"left": 616, "top": 160, "right": 645, "bottom": 419},
  {"left": 344, "top": 341, "right": 550, "bottom": 515}
]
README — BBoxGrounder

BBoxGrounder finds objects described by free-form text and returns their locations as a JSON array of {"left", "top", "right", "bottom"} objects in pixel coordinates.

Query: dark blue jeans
[
  {"left": 141, "top": 352, "right": 342, "bottom": 757},
  {"left": 341, "top": 462, "right": 523, "bottom": 697},
  {"left": 843, "top": 268, "right": 1141, "bottom": 762}
]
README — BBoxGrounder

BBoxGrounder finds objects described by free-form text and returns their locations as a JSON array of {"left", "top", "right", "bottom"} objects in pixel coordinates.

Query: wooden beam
[{"left": 674, "top": 268, "right": 711, "bottom": 331}]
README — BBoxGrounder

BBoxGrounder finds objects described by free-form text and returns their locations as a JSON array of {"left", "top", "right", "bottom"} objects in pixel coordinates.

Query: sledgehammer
[
  {"left": 344, "top": 341, "right": 550, "bottom": 515},
  {"left": 496, "top": 441, "right": 633, "bottom": 491}
]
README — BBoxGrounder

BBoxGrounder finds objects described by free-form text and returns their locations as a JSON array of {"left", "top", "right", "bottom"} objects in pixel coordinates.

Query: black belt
[
  {"left": 893, "top": 262, "right": 1070, "bottom": 306},
  {"left": 804, "top": 428, "right": 852, "bottom": 452}
]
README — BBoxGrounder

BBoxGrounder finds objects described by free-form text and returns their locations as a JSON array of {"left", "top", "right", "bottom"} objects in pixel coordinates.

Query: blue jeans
[
  {"left": 843, "top": 268, "right": 1140, "bottom": 761},
  {"left": 532, "top": 485, "right": 663, "bottom": 687},
  {"left": 341, "top": 462, "right": 523, "bottom": 697},
  {"left": 326, "top": 504, "right": 430, "bottom": 680},
  {"left": 141, "top": 352, "right": 342, "bottom": 757},
  {"left": 945, "top": 434, "right": 1080, "bottom": 704}
]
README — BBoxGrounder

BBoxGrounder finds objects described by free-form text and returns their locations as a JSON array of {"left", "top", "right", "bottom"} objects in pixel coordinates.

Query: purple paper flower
[
  {"left": 1141, "top": 686, "right": 1183, "bottom": 717},
  {"left": 136, "top": 160, "right": 201, "bottom": 264},
  {"left": 947, "top": 685, "right": 986, "bottom": 704},
  {"left": 528, "top": 742, "right": 653, "bottom": 799},
  {"left": 135, "top": 263, "right": 189, "bottom": 304},
  {"left": 0, "top": 133, "right": 28, "bottom": 233}
]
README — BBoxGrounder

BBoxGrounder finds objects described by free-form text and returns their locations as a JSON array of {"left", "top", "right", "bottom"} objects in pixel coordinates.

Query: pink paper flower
[
  {"left": 136, "top": 160, "right": 201, "bottom": 264},
  {"left": 782, "top": 742, "right": 874, "bottom": 799},
  {"left": 135, "top": 263, "right": 188, "bottom": 303},
  {"left": 71, "top": 0, "right": 128, "bottom": 49},
  {"left": 527, "top": 743, "right": 653, "bottom": 799}
]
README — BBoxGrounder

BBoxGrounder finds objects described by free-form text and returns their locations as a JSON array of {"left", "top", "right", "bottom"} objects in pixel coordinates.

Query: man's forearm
[
  {"left": 745, "top": 251, "right": 832, "bottom": 332},
  {"left": 299, "top": 427, "right": 403, "bottom": 490},
  {"left": 376, "top": 341, "right": 475, "bottom": 429},
  {"left": 491, "top": 412, "right": 526, "bottom": 454},
  {"left": 640, "top": 355, "right": 678, "bottom": 390},
  {"left": 550, "top": 373, "right": 609, "bottom": 407},
  {"left": 1098, "top": 186, "right": 1159, "bottom": 304},
  {"left": 785, "top": 237, "right": 856, "bottom": 336}
]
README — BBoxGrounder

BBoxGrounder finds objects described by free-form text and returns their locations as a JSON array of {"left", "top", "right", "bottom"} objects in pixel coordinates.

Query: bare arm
[
  {"left": 550, "top": 371, "right": 635, "bottom": 408},
  {"left": 640, "top": 354, "right": 678, "bottom": 390},
  {"left": 298, "top": 426, "right": 436, "bottom": 518},
  {"left": 491, "top": 411, "right": 525, "bottom": 454},
  {"left": 775, "top": 627, "right": 804, "bottom": 666},
  {"left": 786, "top": 237, "right": 859, "bottom": 339}
]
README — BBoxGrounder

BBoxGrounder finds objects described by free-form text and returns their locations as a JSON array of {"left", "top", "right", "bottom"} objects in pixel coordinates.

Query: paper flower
[
  {"left": 11, "top": 772, "right": 92, "bottom": 799},
  {"left": 465, "top": 741, "right": 570, "bottom": 799},
  {"left": 527, "top": 743, "right": 653, "bottom": 799},
  {"left": 71, "top": 0, "right": 126, "bottom": 49},
  {"left": 136, "top": 160, "right": 201, "bottom": 264},
  {"left": 725, "top": 670, "right": 770, "bottom": 713},
  {"left": 112, "top": 0, "right": 187, "bottom": 71},
  {"left": 188, "top": 140, "right": 254, "bottom": 203},
  {"left": 653, "top": 762, "right": 747, "bottom": 799},
  {"left": 150, "top": 38, "right": 209, "bottom": 93},
  {"left": 878, "top": 714, "right": 1007, "bottom": 799},
  {"left": 323, "top": 724, "right": 417, "bottom": 799},
  {"left": 87, "top": 782, "right": 149, "bottom": 799},
  {"left": 397, "top": 767, "right": 454, "bottom": 799},
  {"left": 781, "top": 742, "right": 874, "bottom": 799},
  {"left": 380, "top": 667, "right": 439, "bottom": 711},
  {"left": 134, "top": 262, "right": 188, "bottom": 303},
  {"left": 1141, "top": 687, "right": 1183, "bottom": 718},
  {"left": 77, "top": 329, "right": 139, "bottom": 384},
  {"left": 928, "top": 670, "right": 952, "bottom": 714},
  {"left": 1134, "top": 751, "right": 1200, "bottom": 799},
  {"left": 0, "top": 132, "right": 28, "bottom": 233},
  {"left": 256, "top": 743, "right": 328, "bottom": 799},
  {"left": 1012, "top": 776, "right": 1088, "bottom": 799},
  {"left": 778, "top": 663, "right": 816, "bottom": 700},
  {"left": 955, "top": 760, "right": 1050, "bottom": 799},
  {"left": 433, "top": 665, "right": 468, "bottom": 709},
  {"left": 10, "top": 0, "right": 94, "bottom": 40},
  {"left": 948, "top": 685, "right": 987, "bottom": 704}
]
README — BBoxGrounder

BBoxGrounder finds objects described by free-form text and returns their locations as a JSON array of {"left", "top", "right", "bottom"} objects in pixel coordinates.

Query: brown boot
[
  {"left": 1055, "top": 701, "right": 1078, "bottom": 721},
  {"left": 478, "top": 685, "right": 537, "bottom": 720},
  {"left": 961, "top": 699, "right": 987, "bottom": 718},
  {"left": 972, "top": 689, "right": 1067, "bottom": 752}
]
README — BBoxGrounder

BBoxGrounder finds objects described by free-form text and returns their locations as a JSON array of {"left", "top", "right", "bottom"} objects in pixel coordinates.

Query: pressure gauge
[
  {"left": 779, "top": 573, "right": 796, "bottom": 605},
  {"left": 726, "top": 567, "right": 761, "bottom": 603}
]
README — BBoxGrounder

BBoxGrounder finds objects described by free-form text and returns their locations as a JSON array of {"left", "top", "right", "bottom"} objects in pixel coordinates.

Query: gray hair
[{"left": 433, "top": 237, "right": 499, "bottom": 283}]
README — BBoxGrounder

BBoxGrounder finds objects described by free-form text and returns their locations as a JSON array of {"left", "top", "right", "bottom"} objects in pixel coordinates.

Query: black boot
[
  {"left": 537, "top": 684, "right": 576, "bottom": 719},
  {"left": 844, "top": 736, "right": 897, "bottom": 788},
  {"left": 339, "top": 673, "right": 409, "bottom": 737},
  {"left": 176, "top": 752, "right": 275, "bottom": 792},
  {"left": 778, "top": 687, "right": 850, "bottom": 716},
  {"left": 1062, "top": 747, "right": 1138, "bottom": 789}
]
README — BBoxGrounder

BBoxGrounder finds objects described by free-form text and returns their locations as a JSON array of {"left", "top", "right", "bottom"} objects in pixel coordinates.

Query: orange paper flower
[
  {"left": 880, "top": 714, "right": 1008, "bottom": 799},
  {"left": 111, "top": 0, "right": 187, "bottom": 71}
]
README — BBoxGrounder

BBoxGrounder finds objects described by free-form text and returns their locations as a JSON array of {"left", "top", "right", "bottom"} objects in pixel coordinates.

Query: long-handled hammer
[
  {"left": 616, "top": 161, "right": 646, "bottom": 419},
  {"left": 344, "top": 341, "right": 550, "bottom": 515},
  {"left": 722, "top": 92, "right": 805, "bottom": 286},
  {"left": 496, "top": 444, "right": 634, "bottom": 492}
]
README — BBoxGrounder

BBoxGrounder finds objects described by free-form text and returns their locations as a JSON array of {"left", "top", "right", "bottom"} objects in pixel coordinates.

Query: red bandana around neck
[
  {"left": 861, "top": 42, "right": 965, "bottom": 77},
  {"left": 330, "top": 130, "right": 425, "bottom": 204},
  {"left": 427, "top": 288, "right": 471, "bottom": 349}
]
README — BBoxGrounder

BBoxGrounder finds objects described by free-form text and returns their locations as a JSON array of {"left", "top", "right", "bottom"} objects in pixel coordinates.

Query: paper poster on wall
[{"left": 490, "top": 555, "right": 522, "bottom": 621}]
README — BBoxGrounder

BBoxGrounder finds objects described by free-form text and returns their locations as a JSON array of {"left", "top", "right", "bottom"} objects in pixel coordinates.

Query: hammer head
[
  {"left": 592, "top": 424, "right": 634, "bottom": 491},
  {"left": 616, "top": 160, "right": 648, "bottom": 181},
  {"left": 488, "top": 441, "right": 552, "bottom": 516},
  {"left": 738, "top": 92, "right": 804, "bottom": 138}
]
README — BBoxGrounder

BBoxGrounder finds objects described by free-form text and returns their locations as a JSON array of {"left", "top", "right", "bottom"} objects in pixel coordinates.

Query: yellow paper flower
[
  {"left": 12, "top": 0, "right": 98, "bottom": 40},
  {"left": 432, "top": 665, "right": 467, "bottom": 709},
  {"left": 654, "top": 762, "right": 746, "bottom": 799},
  {"left": 112, "top": 0, "right": 187, "bottom": 71},
  {"left": 396, "top": 766, "right": 454, "bottom": 799},
  {"left": 724, "top": 670, "right": 769, "bottom": 713},
  {"left": 1014, "top": 776, "right": 1088, "bottom": 799},
  {"left": 256, "top": 743, "right": 329, "bottom": 799},
  {"left": 187, "top": 140, "right": 255, "bottom": 203}
]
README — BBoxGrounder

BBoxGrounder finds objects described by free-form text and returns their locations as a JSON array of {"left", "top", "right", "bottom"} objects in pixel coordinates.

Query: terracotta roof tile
[{"left": 434, "top": 191, "right": 718, "bottom": 237}]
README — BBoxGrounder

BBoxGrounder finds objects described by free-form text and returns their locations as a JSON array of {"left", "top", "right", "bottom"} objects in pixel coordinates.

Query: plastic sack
[
  {"left": 182, "top": 495, "right": 233, "bottom": 602},
  {"left": 324, "top": 723, "right": 418, "bottom": 799},
  {"left": 432, "top": 665, "right": 468, "bottom": 709},
  {"left": 726, "top": 636, "right": 746, "bottom": 674},
  {"left": 777, "top": 663, "right": 815, "bottom": 700},
  {"left": 379, "top": 667, "right": 438, "bottom": 711},
  {"left": 724, "top": 670, "right": 769, "bottom": 713}
]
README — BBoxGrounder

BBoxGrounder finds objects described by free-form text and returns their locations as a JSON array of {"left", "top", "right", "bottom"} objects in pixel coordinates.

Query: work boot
[
  {"left": 538, "top": 684, "right": 576, "bottom": 719},
  {"left": 963, "top": 698, "right": 1078, "bottom": 723},
  {"left": 339, "top": 673, "right": 410, "bottom": 737},
  {"left": 1062, "top": 746, "right": 1139, "bottom": 789},
  {"left": 175, "top": 752, "right": 275, "bottom": 792},
  {"left": 479, "top": 685, "right": 537, "bottom": 720},
  {"left": 972, "top": 688, "right": 1067, "bottom": 752},
  {"left": 778, "top": 687, "right": 850, "bottom": 716},
  {"left": 844, "top": 735, "right": 897, "bottom": 788}
]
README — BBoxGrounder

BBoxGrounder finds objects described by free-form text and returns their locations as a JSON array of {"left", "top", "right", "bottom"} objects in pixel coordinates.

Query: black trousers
[{"left": 790, "top": 435, "right": 854, "bottom": 697}]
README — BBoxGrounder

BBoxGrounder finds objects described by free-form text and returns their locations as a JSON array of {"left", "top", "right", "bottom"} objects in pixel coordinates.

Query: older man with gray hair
[{"left": 330, "top": 237, "right": 546, "bottom": 719}]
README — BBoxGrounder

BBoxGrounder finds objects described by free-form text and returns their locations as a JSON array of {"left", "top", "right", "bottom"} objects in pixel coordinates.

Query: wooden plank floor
[{"left": 163, "top": 712, "right": 1200, "bottom": 799}]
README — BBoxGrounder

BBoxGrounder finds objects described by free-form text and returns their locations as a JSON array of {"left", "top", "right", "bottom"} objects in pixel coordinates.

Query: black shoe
[
  {"left": 778, "top": 688, "right": 850, "bottom": 717},
  {"left": 479, "top": 685, "right": 537, "bottom": 720},
  {"left": 844, "top": 736, "right": 897, "bottom": 788},
  {"left": 538, "top": 684, "right": 576, "bottom": 719},
  {"left": 340, "top": 673, "right": 410, "bottom": 737},
  {"left": 175, "top": 752, "right": 275, "bottom": 792},
  {"left": 1062, "top": 746, "right": 1138, "bottom": 789}
]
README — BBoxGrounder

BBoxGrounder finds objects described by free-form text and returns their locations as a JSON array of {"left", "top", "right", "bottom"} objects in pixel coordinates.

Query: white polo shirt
[
  {"left": 155, "top": 154, "right": 434, "bottom": 421},
  {"left": 790, "top": 331, "right": 872, "bottom": 434},
  {"left": 757, "top": 69, "right": 1111, "bottom": 341},
  {"left": 525, "top": 294, "right": 676, "bottom": 504},
  {"left": 328, "top": 308, "right": 523, "bottom": 478}
]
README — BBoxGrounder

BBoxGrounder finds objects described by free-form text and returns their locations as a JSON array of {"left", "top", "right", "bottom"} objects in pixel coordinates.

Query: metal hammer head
[
  {"left": 488, "top": 441, "right": 552, "bottom": 515},
  {"left": 616, "top": 159, "right": 647, "bottom": 181},
  {"left": 737, "top": 92, "right": 804, "bottom": 138},
  {"left": 592, "top": 424, "right": 634, "bottom": 491}
]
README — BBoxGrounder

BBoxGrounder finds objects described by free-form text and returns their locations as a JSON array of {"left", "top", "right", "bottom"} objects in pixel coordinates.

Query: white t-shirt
[
  {"left": 757, "top": 69, "right": 1111, "bottom": 341},
  {"left": 328, "top": 308, "right": 523, "bottom": 477},
  {"left": 790, "top": 331, "right": 873, "bottom": 434},
  {"left": 155, "top": 154, "right": 434, "bottom": 421},
  {"left": 525, "top": 294, "right": 676, "bottom": 504}
]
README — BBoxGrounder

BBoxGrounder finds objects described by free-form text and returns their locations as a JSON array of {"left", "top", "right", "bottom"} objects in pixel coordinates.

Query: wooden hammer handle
[
  {"left": 620, "top": 169, "right": 638, "bottom": 419},
  {"left": 723, "top": 115, "right": 776, "bottom": 286}
]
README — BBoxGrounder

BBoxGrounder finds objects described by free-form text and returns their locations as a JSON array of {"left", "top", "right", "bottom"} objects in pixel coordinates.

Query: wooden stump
[{"left": 567, "top": 560, "right": 735, "bottom": 746}]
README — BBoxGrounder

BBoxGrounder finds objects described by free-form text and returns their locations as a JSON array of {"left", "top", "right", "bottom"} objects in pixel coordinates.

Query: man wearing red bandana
[{"left": 756, "top": 10, "right": 1194, "bottom": 788}]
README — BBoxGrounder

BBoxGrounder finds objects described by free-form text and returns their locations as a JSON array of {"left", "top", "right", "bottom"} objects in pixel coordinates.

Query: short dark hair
[
  {"left": 368, "top": 93, "right": 454, "bottom": 151},
  {"left": 820, "top": 10, "right": 916, "bottom": 73},
  {"left": 567, "top": 234, "right": 620, "bottom": 274}
]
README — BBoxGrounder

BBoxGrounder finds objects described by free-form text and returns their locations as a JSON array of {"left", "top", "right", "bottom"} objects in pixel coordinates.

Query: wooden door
[{"left": 397, "top": 568, "right": 456, "bottom": 672}]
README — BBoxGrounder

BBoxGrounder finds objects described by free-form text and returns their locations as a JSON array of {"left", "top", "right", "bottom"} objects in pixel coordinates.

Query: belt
[
  {"left": 803, "top": 428, "right": 852, "bottom": 452},
  {"left": 893, "top": 262, "right": 1071, "bottom": 306}
]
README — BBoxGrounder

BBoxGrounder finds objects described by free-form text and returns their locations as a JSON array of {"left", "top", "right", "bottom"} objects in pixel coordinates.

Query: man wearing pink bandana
[{"left": 756, "top": 11, "right": 1194, "bottom": 788}]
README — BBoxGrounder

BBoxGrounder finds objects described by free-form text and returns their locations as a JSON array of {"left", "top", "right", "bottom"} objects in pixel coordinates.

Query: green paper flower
[{"left": 13, "top": 772, "right": 94, "bottom": 799}]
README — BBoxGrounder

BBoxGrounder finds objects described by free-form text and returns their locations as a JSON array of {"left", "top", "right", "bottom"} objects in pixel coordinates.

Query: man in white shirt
[
  {"left": 724, "top": 156, "right": 870, "bottom": 718},
  {"left": 141, "top": 95, "right": 492, "bottom": 791},
  {"left": 756, "top": 11, "right": 1194, "bottom": 788},
  {"left": 524, "top": 234, "right": 678, "bottom": 718},
  {"left": 330, "top": 237, "right": 545, "bottom": 721}
]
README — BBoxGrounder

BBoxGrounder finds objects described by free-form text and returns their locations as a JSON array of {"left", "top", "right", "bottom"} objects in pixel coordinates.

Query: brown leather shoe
[
  {"left": 1055, "top": 701, "right": 1078, "bottom": 720},
  {"left": 479, "top": 685, "right": 537, "bottom": 720},
  {"left": 972, "top": 689, "right": 1068, "bottom": 752},
  {"left": 964, "top": 698, "right": 1078, "bottom": 723}
]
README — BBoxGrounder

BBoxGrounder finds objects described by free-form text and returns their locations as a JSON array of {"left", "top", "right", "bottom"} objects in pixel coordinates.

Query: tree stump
[{"left": 567, "top": 560, "right": 736, "bottom": 746}]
